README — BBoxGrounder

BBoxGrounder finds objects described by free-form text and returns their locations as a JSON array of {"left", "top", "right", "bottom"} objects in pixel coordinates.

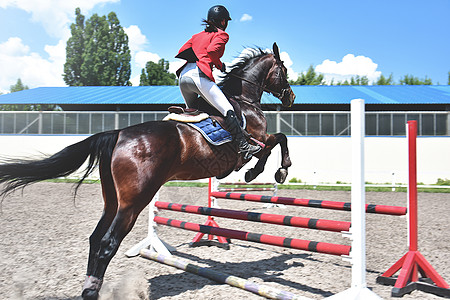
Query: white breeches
[{"left": 179, "top": 63, "right": 233, "bottom": 117}]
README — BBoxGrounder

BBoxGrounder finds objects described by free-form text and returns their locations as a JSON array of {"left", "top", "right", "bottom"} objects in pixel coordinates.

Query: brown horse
[{"left": 0, "top": 43, "right": 295, "bottom": 299}]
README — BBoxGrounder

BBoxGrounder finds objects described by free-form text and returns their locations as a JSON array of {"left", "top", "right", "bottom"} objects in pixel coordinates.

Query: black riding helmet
[{"left": 207, "top": 5, "right": 231, "bottom": 30}]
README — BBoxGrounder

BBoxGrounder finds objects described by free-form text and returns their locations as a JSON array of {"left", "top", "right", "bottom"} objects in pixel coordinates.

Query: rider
[{"left": 175, "top": 5, "right": 261, "bottom": 160}]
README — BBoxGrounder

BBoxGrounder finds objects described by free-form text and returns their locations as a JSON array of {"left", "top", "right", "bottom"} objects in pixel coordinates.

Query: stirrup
[{"left": 239, "top": 143, "right": 262, "bottom": 160}]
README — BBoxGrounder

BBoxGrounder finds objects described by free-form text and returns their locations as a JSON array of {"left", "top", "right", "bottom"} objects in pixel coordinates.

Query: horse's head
[
  {"left": 220, "top": 44, "right": 295, "bottom": 107},
  {"left": 264, "top": 43, "right": 296, "bottom": 107}
]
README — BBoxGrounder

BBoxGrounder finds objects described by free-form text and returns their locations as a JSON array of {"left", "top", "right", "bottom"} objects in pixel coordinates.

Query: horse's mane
[{"left": 219, "top": 47, "right": 269, "bottom": 94}]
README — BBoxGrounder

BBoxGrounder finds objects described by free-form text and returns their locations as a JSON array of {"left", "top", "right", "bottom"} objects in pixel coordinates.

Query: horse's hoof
[
  {"left": 245, "top": 169, "right": 254, "bottom": 182},
  {"left": 275, "top": 168, "right": 288, "bottom": 184},
  {"left": 82, "top": 289, "right": 99, "bottom": 300},
  {"left": 82, "top": 276, "right": 102, "bottom": 300}
]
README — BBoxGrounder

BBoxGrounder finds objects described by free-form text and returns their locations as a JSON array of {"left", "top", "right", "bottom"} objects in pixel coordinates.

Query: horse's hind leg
[
  {"left": 82, "top": 192, "right": 156, "bottom": 300},
  {"left": 83, "top": 162, "right": 118, "bottom": 298},
  {"left": 82, "top": 167, "right": 164, "bottom": 300}
]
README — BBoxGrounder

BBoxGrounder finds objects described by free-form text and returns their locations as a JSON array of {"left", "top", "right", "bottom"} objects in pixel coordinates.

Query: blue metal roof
[
  {"left": 288, "top": 85, "right": 450, "bottom": 104},
  {"left": 1, "top": 85, "right": 449, "bottom": 105}
]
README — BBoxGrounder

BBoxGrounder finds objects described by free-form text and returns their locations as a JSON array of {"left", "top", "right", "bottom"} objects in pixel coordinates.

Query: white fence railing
[{"left": 0, "top": 110, "right": 448, "bottom": 136}]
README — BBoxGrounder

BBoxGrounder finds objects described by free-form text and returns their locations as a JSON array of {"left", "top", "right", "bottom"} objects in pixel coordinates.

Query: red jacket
[{"left": 177, "top": 29, "right": 229, "bottom": 82}]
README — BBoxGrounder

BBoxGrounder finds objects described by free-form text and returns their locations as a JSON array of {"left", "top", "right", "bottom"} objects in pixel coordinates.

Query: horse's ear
[{"left": 273, "top": 42, "right": 281, "bottom": 61}]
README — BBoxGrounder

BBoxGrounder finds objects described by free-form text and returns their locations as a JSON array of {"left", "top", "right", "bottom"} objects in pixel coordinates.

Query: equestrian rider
[{"left": 176, "top": 5, "right": 261, "bottom": 160}]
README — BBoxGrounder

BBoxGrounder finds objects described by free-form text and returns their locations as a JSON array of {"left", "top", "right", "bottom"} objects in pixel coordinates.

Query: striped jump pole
[
  {"left": 140, "top": 249, "right": 310, "bottom": 300},
  {"left": 156, "top": 201, "right": 350, "bottom": 232},
  {"left": 210, "top": 192, "right": 407, "bottom": 216},
  {"left": 376, "top": 121, "right": 450, "bottom": 298},
  {"left": 155, "top": 216, "right": 351, "bottom": 256}
]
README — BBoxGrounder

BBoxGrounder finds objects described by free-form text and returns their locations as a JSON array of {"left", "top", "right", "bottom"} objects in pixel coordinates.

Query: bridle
[{"left": 228, "top": 57, "right": 291, "bottom": 101}]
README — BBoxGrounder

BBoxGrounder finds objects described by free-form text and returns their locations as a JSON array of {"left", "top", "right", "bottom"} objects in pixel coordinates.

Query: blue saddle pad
[{"left": 187, "top": 118, "right": 232, "bottom": 146}]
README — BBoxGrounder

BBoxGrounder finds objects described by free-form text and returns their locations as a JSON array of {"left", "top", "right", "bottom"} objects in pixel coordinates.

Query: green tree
[
  {"left": 63, "top": 8, "right": 131, "bottom": 86},
  {"left": 375, "top": 74, "right": 394, "bottom": 85},
  {"left": 399, "top": 74, "right": 432, "bottom": 85},
  {"left": 350, "top": 75, "right": 369, "bottom": 85},
  {"left": 448, "top": 71, "right": 450, "bottom": 85},
  {"left": 139, "top": 59, "right": 177, "bottom": 86},
  {"left": 290, "top": 65, "right": 325, "bottom": 85},
  {"left": 329, "top": 75, "right": 368, "bottom": 86},
  {"left": 63, "top": 8, "right": 85, "bottom": 86},
  {"left": 10, "top": 78, "right": 29, "bottom": 92}
]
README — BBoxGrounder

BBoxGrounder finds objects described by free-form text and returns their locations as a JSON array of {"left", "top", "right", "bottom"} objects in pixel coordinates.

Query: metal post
[
  {"left": 327, "top": 99, "right": 381, "bottom": 299},
  {"left": 276, "top": 105, "right": 281, "bottom": 133},
  {"left": 407, "top": 121, "right": 418, "bottom": 251},
  {"left": 350, "top": 98, "right": 366, "bottom": 290}
]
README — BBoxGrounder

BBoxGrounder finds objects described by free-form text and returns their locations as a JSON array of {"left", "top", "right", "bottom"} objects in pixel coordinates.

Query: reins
[
  {"left": 228, "top": 72, "right": 283, "bottom": 98},
  {"left": 226, "top": 57, "right": 289, "bottom": 101}
]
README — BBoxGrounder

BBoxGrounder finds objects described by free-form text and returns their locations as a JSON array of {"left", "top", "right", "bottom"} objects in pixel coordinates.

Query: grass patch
[
  {"left": 45, "top": 178, "right": 99, "bottom": 184},
  {"left": 43, "top": 178, "right": 450, "bottom": 193}
]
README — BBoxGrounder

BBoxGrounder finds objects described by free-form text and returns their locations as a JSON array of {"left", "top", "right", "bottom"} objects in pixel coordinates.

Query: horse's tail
[{"left": 0, "top": 130, "right": 120, "bottom": 198}]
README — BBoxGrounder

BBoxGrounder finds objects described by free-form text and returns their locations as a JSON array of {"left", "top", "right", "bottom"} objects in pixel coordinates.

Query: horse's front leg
[
  {"left": 273, "top": 133, "right": 291, "bottom": 184},
  {"left": 245, "top": 133, "right": 291, "bottom": 183},
  {"left": 245, "top": 151, "right": 270, "bottom": 182}
]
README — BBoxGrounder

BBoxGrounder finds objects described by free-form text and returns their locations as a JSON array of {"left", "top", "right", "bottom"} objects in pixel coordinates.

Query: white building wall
[{"left": 0, "top": 135, "right": 449, "bottom": 185}]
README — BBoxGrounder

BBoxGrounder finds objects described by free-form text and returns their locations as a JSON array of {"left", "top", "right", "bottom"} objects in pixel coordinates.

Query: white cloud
[
  {"left": 0, "top": 37, "right": 30, "bottom": 56},
  {"left": 134, "top": 51, "right": 161, "bottom": 69},
  {"left": 240, "top": 13, "right": 253, "bottom": 22},
  {"left": 0, "top": 0, "right": 121, "bottom": 91},
  {"left": 0, "top": 0, "right": 120, "bottom": 39},
  {"left": 129, "top": 74, "right": 141, "bottom": 87},
  {"left": 124, "top": 25, "right": 148, "bottom": 54},
  {"left": 279, "top": 51, "right": 297, "bottom": 81},
  {"left": 0, "top": 37, "right": 65, "bottom": 92},
  {"left": 315, "top": 54, "right": 381, "bottom": 84}
]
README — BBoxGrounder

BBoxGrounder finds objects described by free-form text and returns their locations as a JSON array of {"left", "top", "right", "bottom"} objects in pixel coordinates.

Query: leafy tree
[
  {"left": 329, "top": 75, "right": 368, "bottom": 86},
  {"left": 63, "top": 8, "right": 85, "bottom": 86},
  {"left": 139, "top": 59, "right": 177, "bottom": 86},
  {"left": 348, "top": 75, "right": 369, "bottom": 85},
  {"left": 289, "top": 65, "right": 325, "bottom": 85},
  {"left": 375, "top": 74, "right": 394, "bottom": 85},
  {"left": 448, "top": 71, "right": 450, "bottom": 85},
  {"left": 10, "top": 78, "right": 29, "bottom": 92},
  {"left": 399, "top": 74, "right": 432, "bottom": 85},
  {"left": 63, "top": 8, "right": 131, "bottom": 86}
]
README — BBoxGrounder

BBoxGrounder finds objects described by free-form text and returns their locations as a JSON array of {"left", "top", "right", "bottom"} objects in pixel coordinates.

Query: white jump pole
[
  {"left": 125, "top": 191, "right": 175, "bottom": 257},
  {"left": 327, "top": 99, "right": 381, "bottom": 299}
]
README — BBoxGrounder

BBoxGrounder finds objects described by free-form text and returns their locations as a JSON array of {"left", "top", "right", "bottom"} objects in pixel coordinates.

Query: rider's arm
[{"left": 206, "top": 30, "right": 229, "bottom": 71}]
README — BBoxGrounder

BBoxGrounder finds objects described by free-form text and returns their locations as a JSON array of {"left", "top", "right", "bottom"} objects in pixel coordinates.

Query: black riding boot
[{"left": 225, "top": 110, "right": 261, "bottom": 160}]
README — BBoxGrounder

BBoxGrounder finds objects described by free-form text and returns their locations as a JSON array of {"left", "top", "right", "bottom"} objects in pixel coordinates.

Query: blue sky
[{"left": 0, "top": 0, "right": 449, "bottom": 93}]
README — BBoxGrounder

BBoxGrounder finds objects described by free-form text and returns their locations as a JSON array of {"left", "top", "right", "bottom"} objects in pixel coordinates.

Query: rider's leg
[
  {"left": 179, "top": 76, "right": 201, "bottom": 110},
  {"left": 180, "top": 65, "right": 261, "bottom": 159},
  {"left": 194, "top": 75, "right": 261, "bottom": 159},
  {"left": 224, "top": 110, "right": 261, "bottom": 160}
]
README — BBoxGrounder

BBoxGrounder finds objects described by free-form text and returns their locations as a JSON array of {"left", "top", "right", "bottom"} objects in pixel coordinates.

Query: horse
[{"left": 0, "top": 42, "right": 295, "bottom": 300}]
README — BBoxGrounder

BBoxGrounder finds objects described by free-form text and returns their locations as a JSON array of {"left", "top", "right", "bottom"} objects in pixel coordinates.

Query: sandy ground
[{"left": 0, "top": 182, "right": 449, "bottom": 300}]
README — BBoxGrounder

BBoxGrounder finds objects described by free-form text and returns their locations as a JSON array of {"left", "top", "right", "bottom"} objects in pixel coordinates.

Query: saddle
[
  {"left": 165, "top": 97, "right": 244, "bottom": 129},
  {"left": 163, "top": 100, "right": 252, "bottom": 177},
  {"left": 164, "top": 105, "right": 244, "bottom": 146}
]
